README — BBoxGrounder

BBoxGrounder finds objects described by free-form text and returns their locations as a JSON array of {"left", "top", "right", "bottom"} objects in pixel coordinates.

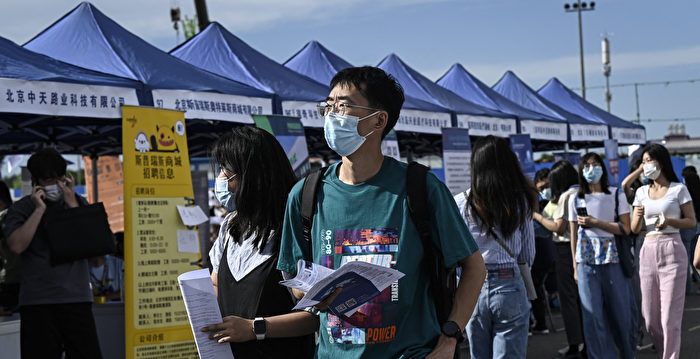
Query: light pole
[
  {"left": 564, "top": 1, "right": 596, "bottom": 100},
  {"left": 602, "top": 36, "right": 611, "bottom": 112}
]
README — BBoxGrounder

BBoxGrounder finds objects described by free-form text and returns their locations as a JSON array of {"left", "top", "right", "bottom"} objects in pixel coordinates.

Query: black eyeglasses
[{"left": 317, "top": 101, "right": 382, "bottom": 116}]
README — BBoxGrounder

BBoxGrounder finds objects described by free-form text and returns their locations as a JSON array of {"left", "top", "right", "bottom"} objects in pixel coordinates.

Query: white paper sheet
[
  {"left": 178, "top": 269, "right": 235, "bottom": 359},
  {"left": 177, "top": 230, "right": 200, "bottom": 253},
  {"left": 280, "top": 260, "right": 404, "bottom": 315},
  {"left": 177, "top": 205, "right": 210, "bottom": 226}
]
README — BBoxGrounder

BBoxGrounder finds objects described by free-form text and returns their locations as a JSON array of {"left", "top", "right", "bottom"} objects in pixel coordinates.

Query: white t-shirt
[
  {"left": 633, "top": 182, "right": 692, "bottom": 234},
  {"left": 567, "top": 187, "right": 629, "bottom": 238}
]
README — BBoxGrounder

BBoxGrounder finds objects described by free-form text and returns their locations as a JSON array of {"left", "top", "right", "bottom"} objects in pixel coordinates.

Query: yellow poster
[{"left": 122, "top": 106, "right": 200, "bottom": 359}]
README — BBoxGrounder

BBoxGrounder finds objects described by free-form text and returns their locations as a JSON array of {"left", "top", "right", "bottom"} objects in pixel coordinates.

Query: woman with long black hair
[
  {"left": 631, "top": 144, "right": 696, "bottom": 359},
  {"left": 203, "top": 127, "right": 315, "bottom": 358},
  {"left": 454, "top": 135, "right": 537, "bottom": 358},
  {"left": 568, "top": 152, "right": 636, "bottom": 359}
]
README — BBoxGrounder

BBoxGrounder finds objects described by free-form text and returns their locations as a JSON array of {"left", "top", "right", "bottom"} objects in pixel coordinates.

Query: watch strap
[{"left": 253, "top": 317, "right": 266, "bottom": 340}]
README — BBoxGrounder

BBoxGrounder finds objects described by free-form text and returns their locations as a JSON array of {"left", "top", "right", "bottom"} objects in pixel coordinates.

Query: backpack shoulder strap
[
  {"left": 300, "top": 167, "right": 328, "bottom": 257},
  {"left": 406, "top": 162, "right": 431, "bottom": 241}
]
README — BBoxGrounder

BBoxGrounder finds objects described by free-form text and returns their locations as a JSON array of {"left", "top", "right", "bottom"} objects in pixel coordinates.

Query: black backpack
[{"left": 299, "top": 162, "right": 457, "bottom": 325}]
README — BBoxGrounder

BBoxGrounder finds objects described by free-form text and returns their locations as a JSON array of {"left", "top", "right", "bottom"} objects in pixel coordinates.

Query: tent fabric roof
[
  {"left": 283, "top": 42, "right": 448, "bottom": 113},
  {"left": 538, "top": 78, "right": 643, "bottom": 130},
  {"left": 0, "top": 35, "right": 140, "bottom": 89},
  {"left": 377, "top": 54, "right": 507, "bottom": 117},
  {"left": 492, "top": 71, "right": 597, "bottom": 125},
  {"left": 284, "top": 41, "right": 352, "bottom": 87},
  {"left": 23, "top": 2, "right": 270, "bottom": 98},
  {"left": 170, "top": 23, "right": 327, "bottom": 102},
  {"left": 437, "top": 64, "right": 561, "bottom": 122}
]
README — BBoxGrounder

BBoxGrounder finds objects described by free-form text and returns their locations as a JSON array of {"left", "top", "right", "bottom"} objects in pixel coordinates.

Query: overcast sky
[{"left": 2, "top": 0, "right": 700, "bottom": 139}]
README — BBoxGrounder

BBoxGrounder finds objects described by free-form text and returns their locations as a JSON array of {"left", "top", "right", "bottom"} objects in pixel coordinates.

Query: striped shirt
[{"left": 454, "top": 191, "right": 535, "bottom": 269}]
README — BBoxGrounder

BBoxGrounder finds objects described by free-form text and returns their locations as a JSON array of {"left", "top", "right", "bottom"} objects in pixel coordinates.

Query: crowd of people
[{"left": 2, "top": 65, "right": 700, "bottom": 359}]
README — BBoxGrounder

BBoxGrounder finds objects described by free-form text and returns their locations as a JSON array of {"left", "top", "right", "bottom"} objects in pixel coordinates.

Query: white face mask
[
  {"left": 324, "top": 111, "right": 378, "bottom": 157},
  {"left": 43, "top": 184, "right": 63, "bottom": 202},
  {"left": 643, "top": 162, "right": 661, "bottom": 180}
]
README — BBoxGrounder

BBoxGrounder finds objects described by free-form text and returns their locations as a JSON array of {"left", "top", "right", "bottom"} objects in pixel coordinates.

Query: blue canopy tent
[
  {"left": 437, "top": 64, "right": 568, "bottom": 145},
  {"left": 24, "top": 2, "right": 273, "bottom": 141},
  {"left": 377, "top": 54, "right": 517, "bottom": 138},
  {"left": 492, "top": 71, "right": 609, "bottom": 147},
  {"left": 170, "top": 23, "right": 330, "bottom": 128},
  {"left": 0, "top": 35, "right": 145, "bottom": 155},
  {"left": 284, "top": 41, "right": 352, "bottom": 87},
  {"left": 538, "top": 78, "right": 646, "bottom": 145}
]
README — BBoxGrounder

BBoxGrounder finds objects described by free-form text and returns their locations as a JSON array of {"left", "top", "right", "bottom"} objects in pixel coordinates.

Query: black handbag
[
  {"left": 43, "top": 201, "right": 115, "bottom": 265},
  {"left": 613, "top": 188, "right": 634, "bottom": 278}
]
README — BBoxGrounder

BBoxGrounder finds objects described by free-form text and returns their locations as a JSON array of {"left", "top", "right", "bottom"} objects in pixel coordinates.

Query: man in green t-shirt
[{"left": 203, "top": 67, "right": 486, "bottom": 358}]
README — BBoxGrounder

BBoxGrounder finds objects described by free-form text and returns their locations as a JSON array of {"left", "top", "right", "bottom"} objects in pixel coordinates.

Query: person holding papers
[{"left": 203, "top": 128, "right": 314, "bottom": 358}]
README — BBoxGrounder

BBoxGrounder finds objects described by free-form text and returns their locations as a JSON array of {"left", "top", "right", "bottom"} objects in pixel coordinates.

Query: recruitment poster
[
  {"left": 509, "top": 134, "right": 536, "bottom": 180},
  {"left": 441, "top": 128, "right": 472, "bottom": 195},
  {"left": 605, "top": 139, "right": 620, "bottom": 184},
  {"left": 122, "top": 106, "right": 200, "bottom": 359},
  {"left": 253, "top": 114, "right": 311, "bottom": 178},
  {"left": 381, "top": 130, "right": 401, "bottom": 161}
]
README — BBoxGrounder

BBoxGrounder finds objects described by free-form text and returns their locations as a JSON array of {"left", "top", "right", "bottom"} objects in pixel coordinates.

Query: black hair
[
  {"left": 0, "top": 180, "right": 12, "bottom": 209},
  {"left": 683, "top": 166, "right": 697, "bottom": 177},
  {"left": 329, "top": 66, "right": 405, "bottom": 139},
  {"left": 210, "top": 127, "right": 297, "bottom": 250},
  {"left": 682, "top": 170, "right": 700, "bottom": 216},
  {"left": 27, "top": 147, "right": 67, "bottom": 183},
  {"left": 642, "top": 143, "right": 679, "bottom": 183},
  {"left": 578, "top": 152, "right": 611, "bottom": 197},
  {"left": 548, "top": 160, "right": 579, "bottom": 203},
  {"left": 469, "top": 136, "right": 538, "bottom": 238},
  {"left": 534, "top": 168, "right": 550, "bottom": 185}
]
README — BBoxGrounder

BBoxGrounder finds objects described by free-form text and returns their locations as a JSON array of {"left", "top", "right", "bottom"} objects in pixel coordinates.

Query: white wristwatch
[{"left": 252, "top": 317, "right": 266, "bottom": 340}]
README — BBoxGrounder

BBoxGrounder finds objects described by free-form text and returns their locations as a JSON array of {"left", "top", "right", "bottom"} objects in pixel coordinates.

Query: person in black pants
[
  {"left": 2, "top": 148, "right": 102, "bottom": 358},
  {"left": 531, "top": 169, "right": 557, "bottom": 335},
  {"left": 533, "top": 161, "right": 586, "bottom": 358}
]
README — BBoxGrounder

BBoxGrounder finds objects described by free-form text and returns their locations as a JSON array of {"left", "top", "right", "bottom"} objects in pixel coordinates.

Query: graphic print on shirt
[{"left": 322, "top": 227, "right": 400, "bottom": 345}]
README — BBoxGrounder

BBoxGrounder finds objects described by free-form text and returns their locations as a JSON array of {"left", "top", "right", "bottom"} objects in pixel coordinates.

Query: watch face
[
  {"left": 442, "top": 321, "right": 459, "bottom": 336},
  {"left": 253, "top": 319, "right": 266, "bottom": 334}
]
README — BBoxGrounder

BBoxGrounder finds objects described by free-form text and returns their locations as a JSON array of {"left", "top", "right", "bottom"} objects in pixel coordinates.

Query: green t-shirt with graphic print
[{"left": 278, "top": 157, "right": 478, "bottom": 359}]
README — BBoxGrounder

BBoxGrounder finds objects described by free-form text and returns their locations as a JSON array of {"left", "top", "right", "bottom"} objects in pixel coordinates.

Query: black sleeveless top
[{"left": 217, "top": 238, "right": 315, "bottom": 358}]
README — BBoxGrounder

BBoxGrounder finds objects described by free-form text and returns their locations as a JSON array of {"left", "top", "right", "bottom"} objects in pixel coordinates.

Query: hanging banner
[
  {"left": 510, "top": 134, "right": 536, "bottom": 180},
  {"left": 456, "top": 114, "right": 517, "bottom": 137},
  {"left": 395, "top": 108, "right": 451, "bottom": 134},
  {"left": 441, "top": 128, "right": 472, "bottom": 195},
  {"left": 152, "top": 89, "right": 272, "bottom": 124},
  {"left": 520, "top": 119, "right": 568, "bottom": 142},
  {"left": 122, "top": 106, "right": 200, "bottom": 359},
  {"left": 83, "top": 155, "right": 124, "bottom": 232},
  {"left": 0, "top": 77, "right": 138, "bottom": 118},
  {"left": 569, "top": 123, "right": 609, "bottom": 142},
  {"left": 381, "top": 130, "right": 401, "bottom": 161},
  {"left": 605, "top": 139, "right": 620, "bottom": 184},
  {"left": 611, "top": 126, "right": 646, "bottom": 145},
  {"left": 253, "top": 115, "right": 311, "bottom": 178},
  {"left": 281, "top": 100, "right": 324, "bottom": 128}
]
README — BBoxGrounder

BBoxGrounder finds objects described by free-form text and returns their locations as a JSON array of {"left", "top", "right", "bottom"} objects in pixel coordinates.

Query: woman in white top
[
  {"left": 202, "top": 127, "right": 315, "bottom": 358},
  {"left": 631, "top": 144, "right": 696, "bottom": 359},
  {"left": 568, "top": 152, "right": 636, "bottom": 359}
]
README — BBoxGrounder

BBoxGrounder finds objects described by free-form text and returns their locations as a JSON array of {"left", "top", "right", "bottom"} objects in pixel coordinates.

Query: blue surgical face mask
[
  {"left": 540, "top": 188, "right": 552, "bottom": 201},
  {"left": 324, "top": 111, "right": 378, "bottom": 157},
  {"left": 583, "top": 165, "right": 603, "bottom": 184},
  {"left": 640, "top": 174, "right": 651, "bottom": 185},
  {"left": 215, "top": 178, "right": 236, "bottom": 212}
]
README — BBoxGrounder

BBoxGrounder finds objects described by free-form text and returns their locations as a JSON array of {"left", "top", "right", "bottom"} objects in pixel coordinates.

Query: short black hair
[
  {"left": 330, "top": 66, "right": 405, "bottom": 139},
  {"left": 0, "top": 180, "right": 12, "bottom": 208},
  {"left": 548, "top": 160, "right": 578, "bottom": 203},
  {"left": 534, "top": 168, "right": 550, "bottom": 184},
  {"left": 683, "top": 165, "right": 697, "bottom": 177},
  {"left": 27, "top": 147, "right": 67, "bottom": 182}
]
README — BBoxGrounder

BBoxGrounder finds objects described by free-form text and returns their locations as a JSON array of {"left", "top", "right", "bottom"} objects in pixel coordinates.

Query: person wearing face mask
[
  {"left": 568, "top": 153, "right": 636, "bottom": 359},
  {"left": 262, "top": 67, "right": 485, "bottom": 359},
  {"left": 2, "top": 148, "right": 102, "bottom": 358},
  {"left": 201, "top": 127, "right": 315, "bottom": 358},
  {"left": 631, "top": 144, "right": 697, "bottom": 359}
]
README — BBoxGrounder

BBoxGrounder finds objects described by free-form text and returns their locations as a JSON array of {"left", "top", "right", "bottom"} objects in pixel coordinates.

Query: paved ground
[{"left": 459, "top": 293, "right": 700, "bottom": 358}]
